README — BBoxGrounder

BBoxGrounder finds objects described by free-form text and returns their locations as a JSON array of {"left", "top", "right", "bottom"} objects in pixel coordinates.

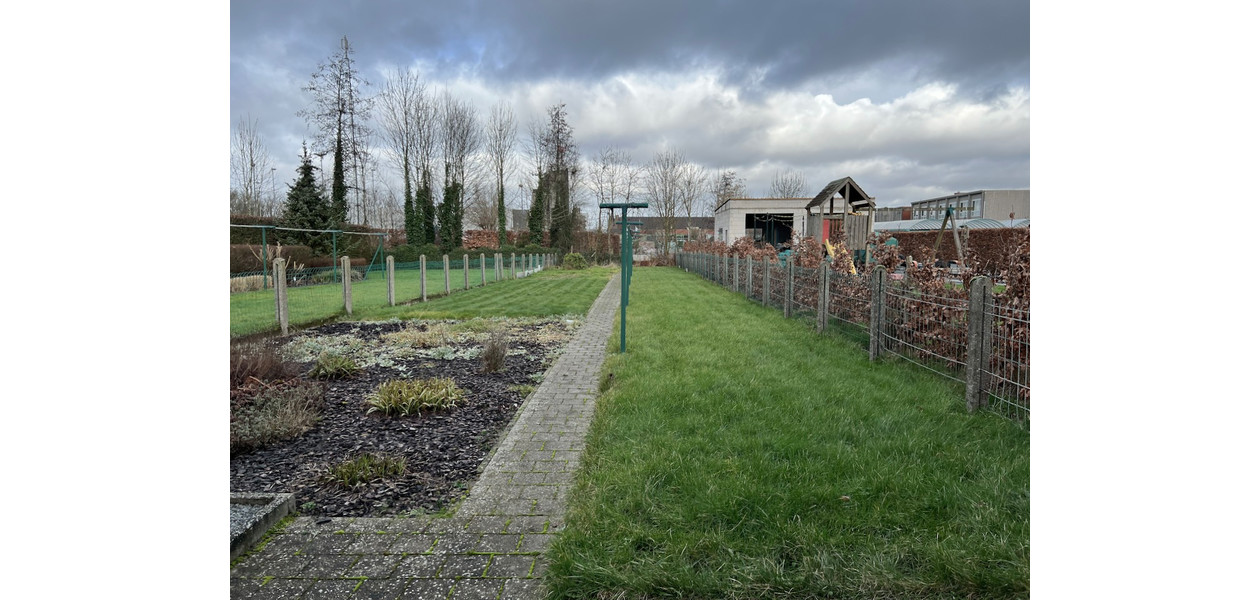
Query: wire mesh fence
[
  {"left": 230, "top": 253, "right": 553, "bottom": 339},
  {"left": 827, "top": 271, "right": 871, "bottom": 333},
  {"left": 676, "top": 251, "right": 1030, "bottom": 424},
  {"left": 983, "top": 301, "right": 1030, "bottom": 422},
  {"left": 881, "top": 283, "right": 969, "bottom": 384}
]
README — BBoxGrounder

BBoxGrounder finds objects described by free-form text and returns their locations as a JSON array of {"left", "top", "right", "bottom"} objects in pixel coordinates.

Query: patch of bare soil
[{"left": 229, "top": 317, "right": 579, "bottom": 517}]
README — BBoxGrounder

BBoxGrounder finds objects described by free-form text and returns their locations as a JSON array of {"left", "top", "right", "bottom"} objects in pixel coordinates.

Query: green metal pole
[{"left": 332, "top": 232, "right": 339, "bottom": 284}]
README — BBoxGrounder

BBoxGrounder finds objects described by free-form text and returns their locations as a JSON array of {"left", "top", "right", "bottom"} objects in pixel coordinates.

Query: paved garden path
[{"left": 231, "top": 276, "right": 620, "bottom": 600}]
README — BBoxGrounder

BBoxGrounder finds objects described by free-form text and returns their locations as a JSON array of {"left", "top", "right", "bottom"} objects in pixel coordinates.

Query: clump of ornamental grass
[
  {"left": 481, "top": 329, "right": 508, "bottom": 373},
  {"left": 307, "top": 351, "right": 359, "bottom": 380},
  {"left": 382, "top": 322, "right": 457, "bottom": 348},
  {"left": 366, "top": 377, "right": 465, "bottom": 416},
  {"left": 325, "top": 453, "right": 407, "bottom": 489},
  {"left": 230, "top": 342, "right": 300, "bottom": 388},
  {"left": 230, "top": 381, "right": 324, "bottom": 456}
]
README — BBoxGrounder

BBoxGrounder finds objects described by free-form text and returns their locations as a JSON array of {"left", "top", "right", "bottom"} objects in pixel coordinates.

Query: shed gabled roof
[{"left": 807, "top": 177, "right": 875, "bottom": 211}]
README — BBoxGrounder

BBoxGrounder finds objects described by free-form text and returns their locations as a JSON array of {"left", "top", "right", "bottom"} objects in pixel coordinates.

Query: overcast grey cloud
[{"left": 231, "top": 0, "right": 1029, "bottom": 219}]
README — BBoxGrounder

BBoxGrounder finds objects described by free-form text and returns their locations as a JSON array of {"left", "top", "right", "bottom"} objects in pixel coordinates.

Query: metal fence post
[
  {"left": 420, "top": 255, "right": 428, "bottom": 301},
  {"left": 869, "top": 266, "right": 886, "bottom": 360},
  {"left": 817, "top": 263, "right": 829, "bottom": 332},
  {"left": 272, "top": 257, "right": 288, "bottom": 336},
  {"left": 386, "top": 255, "right": 396, "bottom": 306},
  {"left": 341, "top": 256, "right": 353, "bottom": 315},
  {"left": 966, "top": 276, "right": 995, "bottom": 412}
]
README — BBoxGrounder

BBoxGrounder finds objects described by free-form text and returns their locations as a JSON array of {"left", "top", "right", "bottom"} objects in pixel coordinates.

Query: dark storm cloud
[{"left": 232, "top": 0, "right": 1028, "bottom": 93}]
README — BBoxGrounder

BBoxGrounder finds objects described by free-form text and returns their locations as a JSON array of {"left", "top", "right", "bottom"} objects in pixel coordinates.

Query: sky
[{"left": 230, "top": 0, "right": 1030, "bottom": 217}]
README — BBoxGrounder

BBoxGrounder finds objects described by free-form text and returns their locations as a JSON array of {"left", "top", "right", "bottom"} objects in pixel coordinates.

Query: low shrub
[
  {"left": 231, "top": 343, "right": 300, "bottom": 388},
  {"left": 366, "top": 377, "right": 465, "bottom": 416},
  {"left": 325, "top": 453, "right": 407, "bottom": 488},
  {"left": 231, "top": 381, "right": 324, "bottom": 456},
  {"left": 481, "top": 330, "right": 508, "bottom": 373},
  {"left": 562, "top": 253, "right": 588, "bottom": 270},
  {"left": 307, "top": 352, "right": 359, "bottom": 380}
]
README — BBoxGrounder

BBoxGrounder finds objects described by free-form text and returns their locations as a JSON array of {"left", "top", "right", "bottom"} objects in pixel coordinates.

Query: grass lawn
[
  {"left": 547, "top": 267, "right": 1029, "bottom": 599},
  {"left": 230, "top": 266, "right": 613, "bottom": 337}
]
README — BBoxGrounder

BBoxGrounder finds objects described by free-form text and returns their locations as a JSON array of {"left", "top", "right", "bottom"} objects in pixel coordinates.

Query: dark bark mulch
[{"left": 229, "top": 318, "right": 572, "bottom": 517}]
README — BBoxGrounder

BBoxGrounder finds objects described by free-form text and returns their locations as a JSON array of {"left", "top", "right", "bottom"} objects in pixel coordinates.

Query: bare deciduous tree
[
  {"left": 770, "top": 169, "right": 808, "bottom": 198},
  {"left": 708, "top": 168, "right": 747, "bottom": 214},
  {"left": 376, "top": 68, "right": 425, "bottom": 208},
  {"left": 439, "top": 91, "right": 481, "bottom": 218},
  {"left": 677, "top": 162, "right": 707, "bottom": 236},
  {"left": 645, "top": 147, "right": 686, "bottom": 257},
  {"left": 485, "top": 101, "right": 517, "bottom": 244},
  {"left": 298, "top": 36, "right": 374, "bottom": 225},
  {"left": 230, "top": 116, "right": 274, "bottom": 216}
]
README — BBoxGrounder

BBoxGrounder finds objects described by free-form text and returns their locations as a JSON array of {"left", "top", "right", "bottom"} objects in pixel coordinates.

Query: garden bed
[{"left": 229, "top": 316, "right": 580, "bottom": 518}]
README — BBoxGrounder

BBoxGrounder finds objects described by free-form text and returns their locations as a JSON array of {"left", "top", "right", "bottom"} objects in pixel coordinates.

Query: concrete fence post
[
  {"left": 762, "top": 257, "right": 770, "bottom": 307},
  {"left": 869, "top": 266, "right": 887, "bottom": 360},
  {"left": 272, "top": 257, "right": 288, "bottom": 336},
  {"left": 966, "top": 276, "right": 995, "bottom": 412},
  {"left": 785, "top": 261, "right": 794, "bottom": 318},
  {"left": 817, "top": 263, "right": 829, "bottom": 332},
  {"left": 420, "top": 255, "right": 428, "bottom": 301},
  {"left": 386, "top": 255, "right": 396, "bottom": 306},
  {"left": 463, "top": 255, "right": 470, "bottom": 290},
  {"left": 480, "top": 253, "right": 487, "bottom": 286},
  {"left": 443, "top": 255, "right": 451, "bottom": 295},
  {"left": 341, "top": 256, "right": 353, "bottom": 315},
  {"left": 511, "top": 253, "right": 517, "bottom": 278},
  {"left": 746, "top": 256, "right": 753, "bottom": 300}
]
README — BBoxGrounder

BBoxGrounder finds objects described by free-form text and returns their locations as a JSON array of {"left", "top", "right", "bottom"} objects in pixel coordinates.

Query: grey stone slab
[
  {"left": 517, "top": 534, "right": 554, "bottom": 554},
  {"left": 348, "top": 578, "right": 409, "bottom": 600},
  {"left": 303, "top": 534, "right": 361, "bottom": 556},
  {"left": 302, "top": 578, "right": 362, "bottom": 599},
  {"left": 439, "top": 554, "right": 491, "bottom": 578},
  {"left": 346, "top": 555, "right": 402, "bottom": 578},
  {"left": 448, "top": 578, "right": 504, "bottom": 600},
  {"left": 463, "top": 516, "right": 510, "bottom": 534},
  {"left": 347, "top": 533, "right": 401, "bottom": 554},
  {"left": 390, "top": 534, "right": 439, "bottom": 555},
  {"left": 394, "top": 554, "right": 444, "bottom": 578},
  {"left": 500, "top": 578, "right": 542, "bottom": 600},
  {"left": 485, "top": 555, "right": 534, "bottom": 578},
  {"left": 502, "top": 516, "right": 548, "bottom": 534},
  {"left": 472, "top": 533, "right": 522, "bottom": 554},
  {"left": 302, "top": 555, "right": 361, "bottom": 578},
  {"left": 230, "top": 576, "right": 312, "bottom": 600},
  {"left": 397, "top": 578, "right": 455, "bottom": 600}
]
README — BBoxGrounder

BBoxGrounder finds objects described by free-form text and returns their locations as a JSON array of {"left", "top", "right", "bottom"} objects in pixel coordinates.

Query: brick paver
[{"left": 231, "top": 276, "right": 620, "bottom": 599}]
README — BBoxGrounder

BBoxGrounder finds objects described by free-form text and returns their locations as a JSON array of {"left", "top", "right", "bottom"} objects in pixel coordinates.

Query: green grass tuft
[
  {"left": 307, "top": 351, "right": 359, "bottom": 379},
  {"left": 366, "top": 377, "right": 465, "bottom": 416},
  {"left": 325, "top": 453, "right": 407, "bottom": 488}
]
